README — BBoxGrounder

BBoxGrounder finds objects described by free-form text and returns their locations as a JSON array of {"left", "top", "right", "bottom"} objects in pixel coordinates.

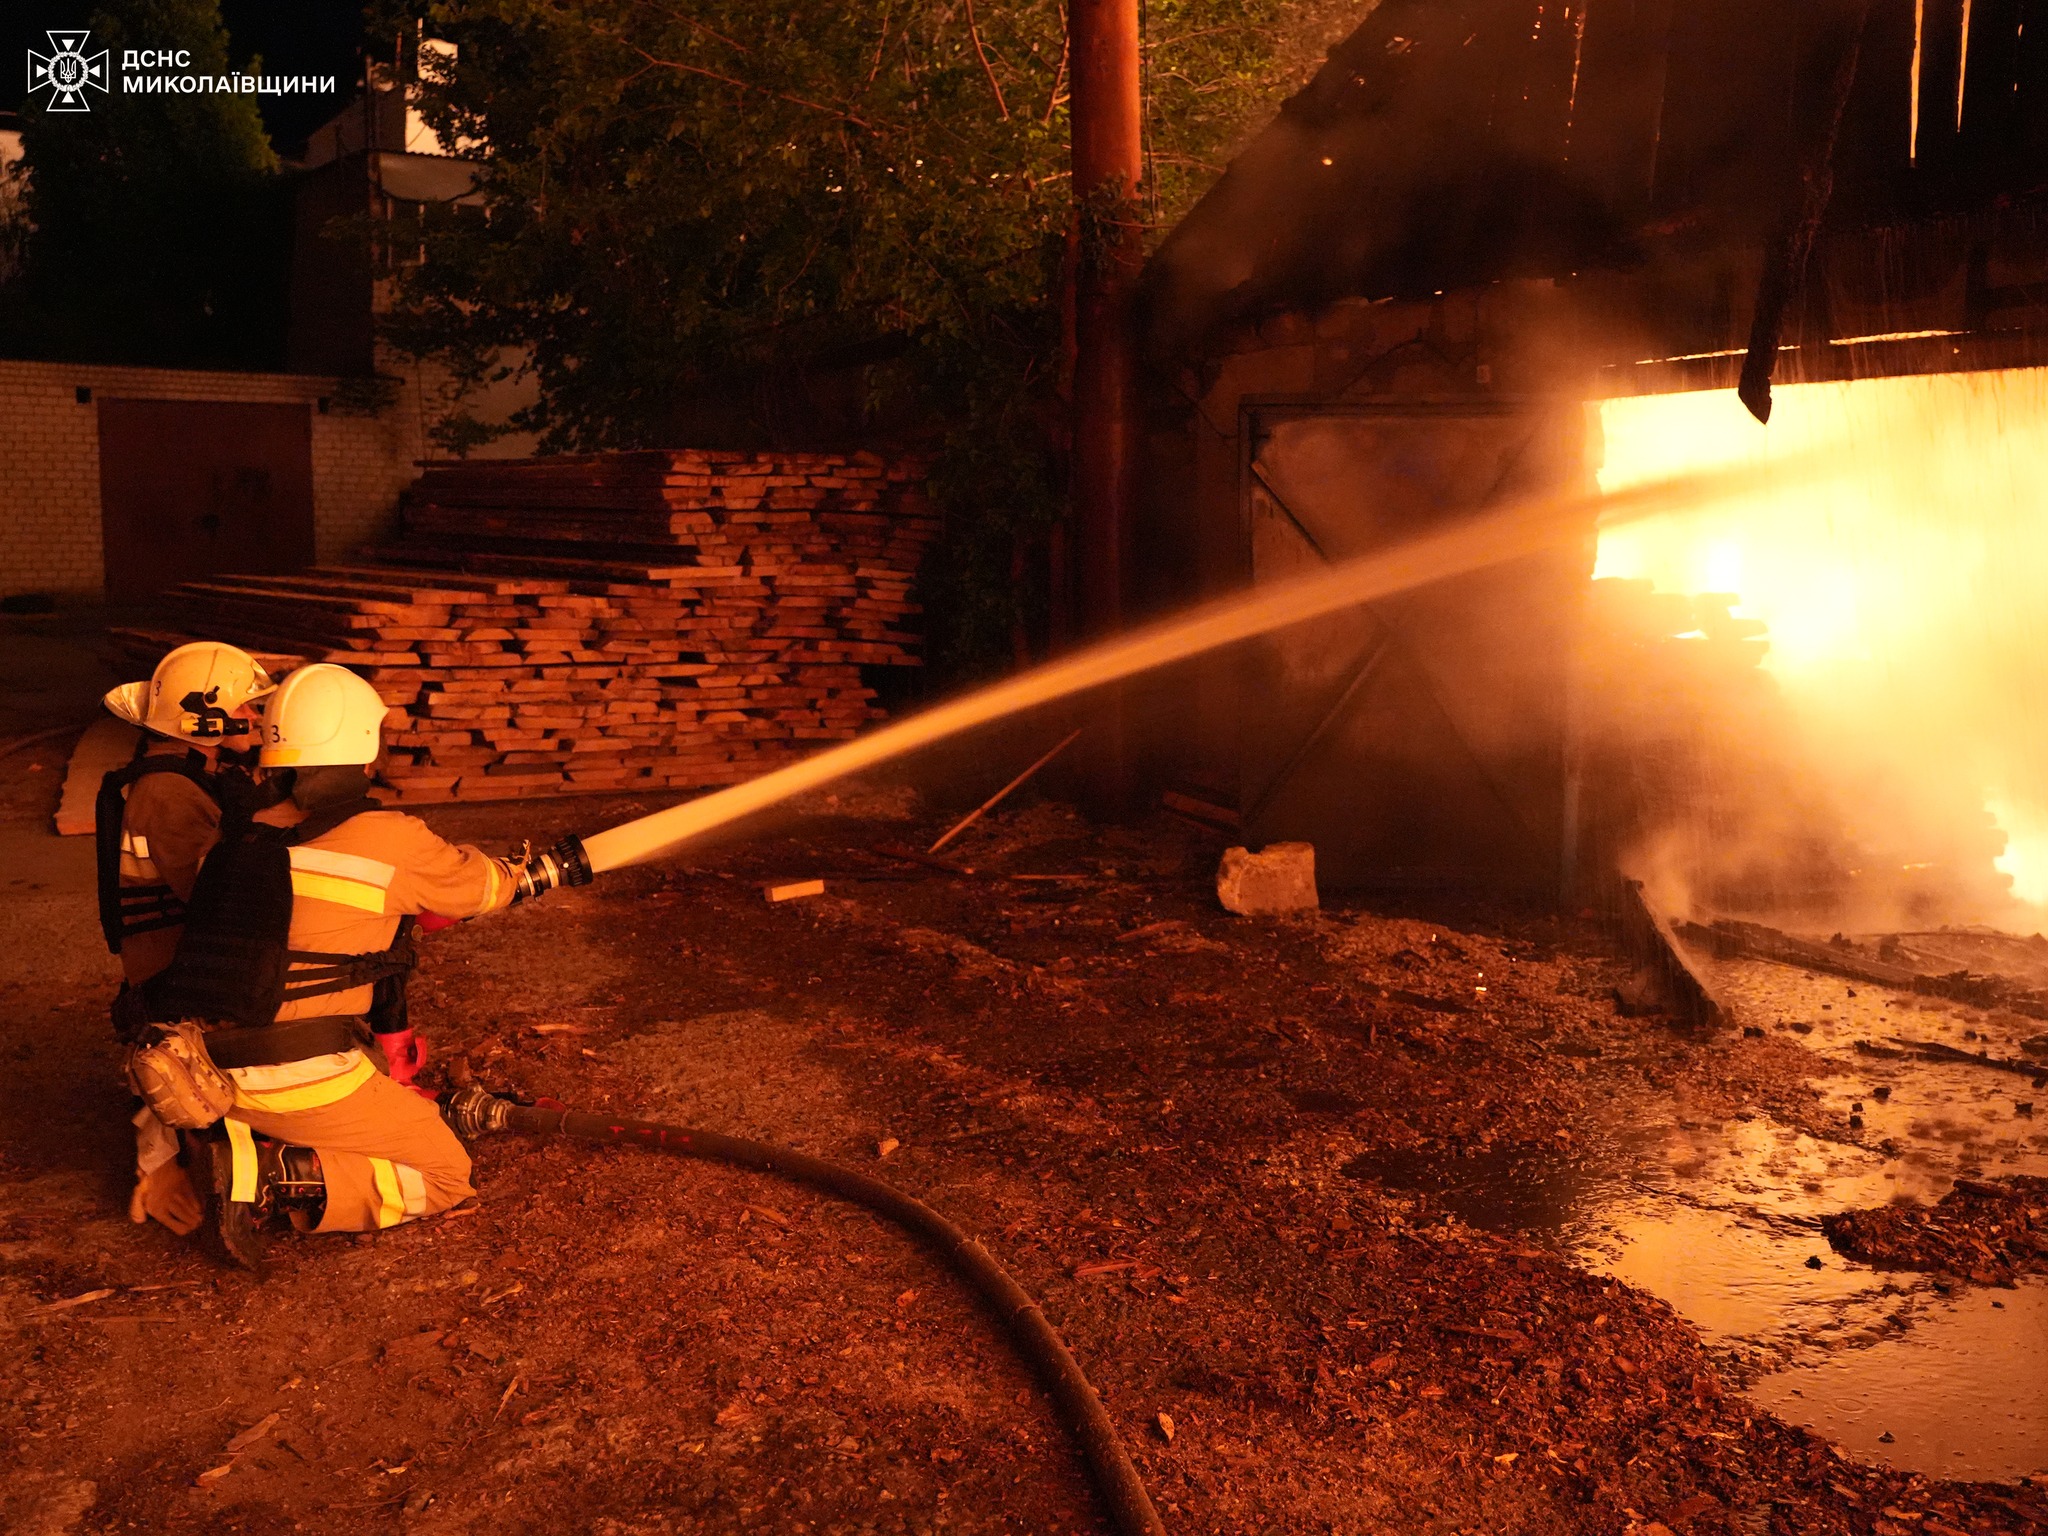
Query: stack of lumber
[{"left": 113, "top": 450, "right": 935, "bottom": 804}]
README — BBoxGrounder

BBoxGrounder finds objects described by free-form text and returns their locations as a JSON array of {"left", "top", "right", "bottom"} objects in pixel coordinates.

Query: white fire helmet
[
  {"left": 103, "top": 641, "right": 276, "bottom": 742},
  {"left": 258, "top": 664, "right": 389, "bottom": 768}
]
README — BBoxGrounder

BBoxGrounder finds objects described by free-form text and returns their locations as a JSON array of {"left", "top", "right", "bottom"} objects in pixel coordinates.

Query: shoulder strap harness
[
  {"left": 141, "top": 798, "right": 417, "bottom": 1034},
  {"left": 94, "top": 751, "right": 215, "bottom": 954}
]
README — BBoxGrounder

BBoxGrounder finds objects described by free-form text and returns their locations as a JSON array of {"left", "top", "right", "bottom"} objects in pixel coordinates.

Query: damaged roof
[{"left": 1143, "top": 0, "right": 2048, "bottom": 369}]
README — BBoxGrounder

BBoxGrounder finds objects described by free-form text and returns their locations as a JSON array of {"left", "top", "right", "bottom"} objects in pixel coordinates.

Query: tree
[
  {"left": 389, "top": 0, "right": 1358, "bottom": 675},
  {"left": 0, "top": 0, "right": 285, "bottom": 368}
]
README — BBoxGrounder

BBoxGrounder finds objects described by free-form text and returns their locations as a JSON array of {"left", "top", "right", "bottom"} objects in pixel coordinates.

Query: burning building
[{"left": 1137, "top": 0, "right": 2048, "bottom": 922}]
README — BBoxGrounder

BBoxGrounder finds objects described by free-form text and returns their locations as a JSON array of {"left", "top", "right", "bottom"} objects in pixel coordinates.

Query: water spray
[
  {"left": 551, "top": 457, "right": 1808, "bottom": 878},
  {"left": 441, "top": 1080, "right": 1165, "bottom": 1536}
]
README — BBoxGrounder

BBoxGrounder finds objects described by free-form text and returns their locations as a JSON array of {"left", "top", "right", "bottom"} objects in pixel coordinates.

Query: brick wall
[{"left": 0, "top": 358, "right": 428, "bottom": 601}]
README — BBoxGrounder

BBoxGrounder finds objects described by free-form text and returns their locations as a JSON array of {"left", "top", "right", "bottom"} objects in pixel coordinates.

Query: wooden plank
[
  {"left": 1617, "top": 880, "right": 1727, "bottom": 1031},
  {"left": 56, "top": 718, "right": 144, "bottom": 837}
]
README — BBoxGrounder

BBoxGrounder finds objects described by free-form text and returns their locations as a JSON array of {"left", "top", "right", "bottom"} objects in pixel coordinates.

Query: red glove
[
  {"left": 380, "top": 1028, "right": 428, "bottom": 1086},
  {"left": 417, "top": 911, "right": 460, "bottom": 934}
]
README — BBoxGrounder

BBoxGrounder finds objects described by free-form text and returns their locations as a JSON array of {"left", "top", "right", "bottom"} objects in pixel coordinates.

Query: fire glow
[{"left": 1592, "top": 368, "right": 2048, "bottom": 909}]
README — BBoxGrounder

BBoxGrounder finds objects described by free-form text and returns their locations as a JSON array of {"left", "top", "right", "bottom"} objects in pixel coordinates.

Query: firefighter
[
  {"left": 99, "top": 641, "right": 277, "bottom": 984},
  {"left": 127, "top": 663, "right": 581, "bottom": 1269},
  {"left": 99, "top": 642, "right": 278, "bottom": 1235}
]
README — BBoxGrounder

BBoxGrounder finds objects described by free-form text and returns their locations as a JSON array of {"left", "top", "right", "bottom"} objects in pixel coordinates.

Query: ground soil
[{"left": 3, "top": 720, "right": 2045, "bottom": 1536}]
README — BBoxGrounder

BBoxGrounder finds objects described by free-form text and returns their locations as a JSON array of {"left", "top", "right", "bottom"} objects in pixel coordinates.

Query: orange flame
[{"left": 1592, "top": 367, "right": 2048, "bottom": 917}]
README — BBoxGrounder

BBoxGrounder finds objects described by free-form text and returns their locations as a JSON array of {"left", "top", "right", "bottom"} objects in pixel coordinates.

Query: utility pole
[{"left": 1067, "top": 0, "right": 1143, "bottom": 813}]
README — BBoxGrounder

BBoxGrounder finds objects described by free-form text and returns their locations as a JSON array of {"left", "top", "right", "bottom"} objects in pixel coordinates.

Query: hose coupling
[
  {"left": 440, "top": 1082, "right": 513, "bottom": 1140},
  {"left": 511, "top": 833, "right": 595, "bottom": 901}
]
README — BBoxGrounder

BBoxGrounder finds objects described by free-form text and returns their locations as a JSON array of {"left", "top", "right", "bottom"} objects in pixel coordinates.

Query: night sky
[{"left": 8, "top": 0, "right": 367, "bottom": 152}]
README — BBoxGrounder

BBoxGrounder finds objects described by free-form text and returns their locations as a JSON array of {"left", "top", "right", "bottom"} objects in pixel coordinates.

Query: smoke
[{"left": 1590, "top": 366, "right": 2048, "bottom": 927}]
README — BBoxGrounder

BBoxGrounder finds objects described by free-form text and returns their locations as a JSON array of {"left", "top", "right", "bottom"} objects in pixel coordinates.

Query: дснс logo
[{"left": 27, "top": 30, "right": 110, "bottom": 112}]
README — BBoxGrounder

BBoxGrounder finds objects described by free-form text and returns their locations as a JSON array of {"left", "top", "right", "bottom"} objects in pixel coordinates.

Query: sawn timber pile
[{"left": 119, "top": 450, "right": 936, "bottom": 804}]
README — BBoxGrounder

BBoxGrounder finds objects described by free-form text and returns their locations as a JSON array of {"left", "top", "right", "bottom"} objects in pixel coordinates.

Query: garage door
[
  {"left": 98, "top": 398, "right": 316, "bottom": 604},
  {"left": 1240, "top": 400, "right": 1592, "bottom": 892}
]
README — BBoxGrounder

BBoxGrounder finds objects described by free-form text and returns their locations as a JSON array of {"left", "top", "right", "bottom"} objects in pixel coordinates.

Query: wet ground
[
  {"left": 1347, "top": 938, "right": 2048, "bottom": 1486},
  {"left": 4, "top": 699, "right": 2048, "bottom": 1533}
]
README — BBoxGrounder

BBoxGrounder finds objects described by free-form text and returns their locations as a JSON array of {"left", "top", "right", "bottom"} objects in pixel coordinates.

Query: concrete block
[{"left": 1216, "top": 842, "right": 1318, "bottom": 917}]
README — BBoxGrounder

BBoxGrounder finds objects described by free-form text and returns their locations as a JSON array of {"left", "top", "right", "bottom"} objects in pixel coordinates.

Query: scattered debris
[
  {"left": 1160, "top": 790, "right": 1240, "bottom": 831},
  {"left": 1073, "top": 1259, "right": 1139, "bottom": 1280},
  {"left": 493, "top": 1375, "right": 525, "bottom": 1422},
  {"left": 226, "top": 1412, "right": 281, "bottom": 1454},
  {"left": 381, "top": 1330, "right": 446, "bottom": 1361},
  {"left": 195, "top": 1411, "right": 283, "bottom": 1489},
  {"left": 1685, "top": 916, "right": 2048, "bottom": 1017},
  {"left": 765, "top": 879, "right": 826, "bottom": 903},
  {"left": 1114, "top": 918, "right": 1224, "bottom": 955},
  {"left": 1823, "top": 1175, "right": 2048, "bottom": 1287},
  {"left": 31, "top": 1288, "right": 114, "bottom": 1316},
  {"left": 1116, "top": 919, "right": 1187, "bottom": 945},
  {"left": 1888, "top": 1036, "right": 2048, "bottom": 1084},
  {"left": 926, "top": 728, "right": 1082, "bottom": 854},
  {"left": 873, "top": 842, "right": 974, "bottom": 877}
]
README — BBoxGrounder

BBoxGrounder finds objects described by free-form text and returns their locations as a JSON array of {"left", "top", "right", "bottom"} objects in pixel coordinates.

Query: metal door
[
  {"left": 1240, "top": 400, "right": 1592, "bottom": 892},
  {"left": 98, "top": 398, "right": 316, "bottom": 604}
]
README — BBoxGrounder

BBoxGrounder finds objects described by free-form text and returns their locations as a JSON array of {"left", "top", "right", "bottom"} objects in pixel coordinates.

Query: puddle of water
[
  {"left": 1339, "top": 1144, "right": 1638, "bottom": 1234},
  {"left": 1653, "top": 1117, "right": 1963, "bottom": 1215},
  {"left": 1703, "top": 957, "right": 2048, "bottom": 1181},
  {"left": 1572, "top": 1202, "right": 1889, "bottom": 1347},
  {"left": 1748, "top": 1282, "right": 2048, "bottom": 1482}
]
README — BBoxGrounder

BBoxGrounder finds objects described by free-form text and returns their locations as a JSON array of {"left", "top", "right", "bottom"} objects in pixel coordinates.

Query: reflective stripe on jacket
[{"left": 276, "top": 812, "right": 514, "bottom": 1022}]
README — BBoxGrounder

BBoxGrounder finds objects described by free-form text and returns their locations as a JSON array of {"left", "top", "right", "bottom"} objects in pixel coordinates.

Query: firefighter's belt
[{"left": 203, "top": 1015, "right": 366, "bottom": 1069}]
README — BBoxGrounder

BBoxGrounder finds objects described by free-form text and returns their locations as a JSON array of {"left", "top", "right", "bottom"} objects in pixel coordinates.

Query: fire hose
[{"left": 440, "top": 1080, "right": 1167, "bottom": 1536}]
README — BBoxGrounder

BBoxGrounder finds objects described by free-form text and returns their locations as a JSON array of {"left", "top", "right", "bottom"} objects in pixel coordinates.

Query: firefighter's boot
[{"left": 206, "top": 1133, "right": 327, "bottom": 1272}]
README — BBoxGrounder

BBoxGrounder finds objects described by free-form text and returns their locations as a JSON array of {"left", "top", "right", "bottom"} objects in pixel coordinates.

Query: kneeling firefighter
[
  {"left": 99, "top": 642, "right": 282, "bottom": 1234},
  {"left": 122, "top": 663, "right": 590, "bottom": 1268},
  {"left": 99, "top": 641, "right": 280, "bottom": 984}
]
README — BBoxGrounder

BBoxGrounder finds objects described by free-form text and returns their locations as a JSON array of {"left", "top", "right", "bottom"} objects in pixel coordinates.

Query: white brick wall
[{"left": 0, "top": 358, "right": 429, "bottom": 600}]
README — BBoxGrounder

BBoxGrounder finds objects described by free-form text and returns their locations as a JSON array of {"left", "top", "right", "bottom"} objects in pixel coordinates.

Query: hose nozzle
[{"left": 511, "top": 833, "right": 595, "bottom": 902}]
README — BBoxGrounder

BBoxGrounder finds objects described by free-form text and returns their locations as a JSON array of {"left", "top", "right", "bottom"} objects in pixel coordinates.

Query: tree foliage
[
  {"left": 390, "top": 0, "right": 1361, "bottom": 673},
  {"left": 1, "top": 0, "right": 286, "bottom": 368}
]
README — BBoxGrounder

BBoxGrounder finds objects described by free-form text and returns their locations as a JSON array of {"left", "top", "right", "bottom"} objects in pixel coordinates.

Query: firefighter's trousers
[{"left": 229, "top": 1058, "right": 474, "bottom": 1233}]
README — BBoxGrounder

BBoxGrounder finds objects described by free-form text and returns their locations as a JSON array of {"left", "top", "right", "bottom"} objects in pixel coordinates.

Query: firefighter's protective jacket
[
  {"left": 278, "top": 812, "right": 515, "bottom": 1022},
  {"left": 218, "top": 812, "right": 516, "bottom": 1105}
]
